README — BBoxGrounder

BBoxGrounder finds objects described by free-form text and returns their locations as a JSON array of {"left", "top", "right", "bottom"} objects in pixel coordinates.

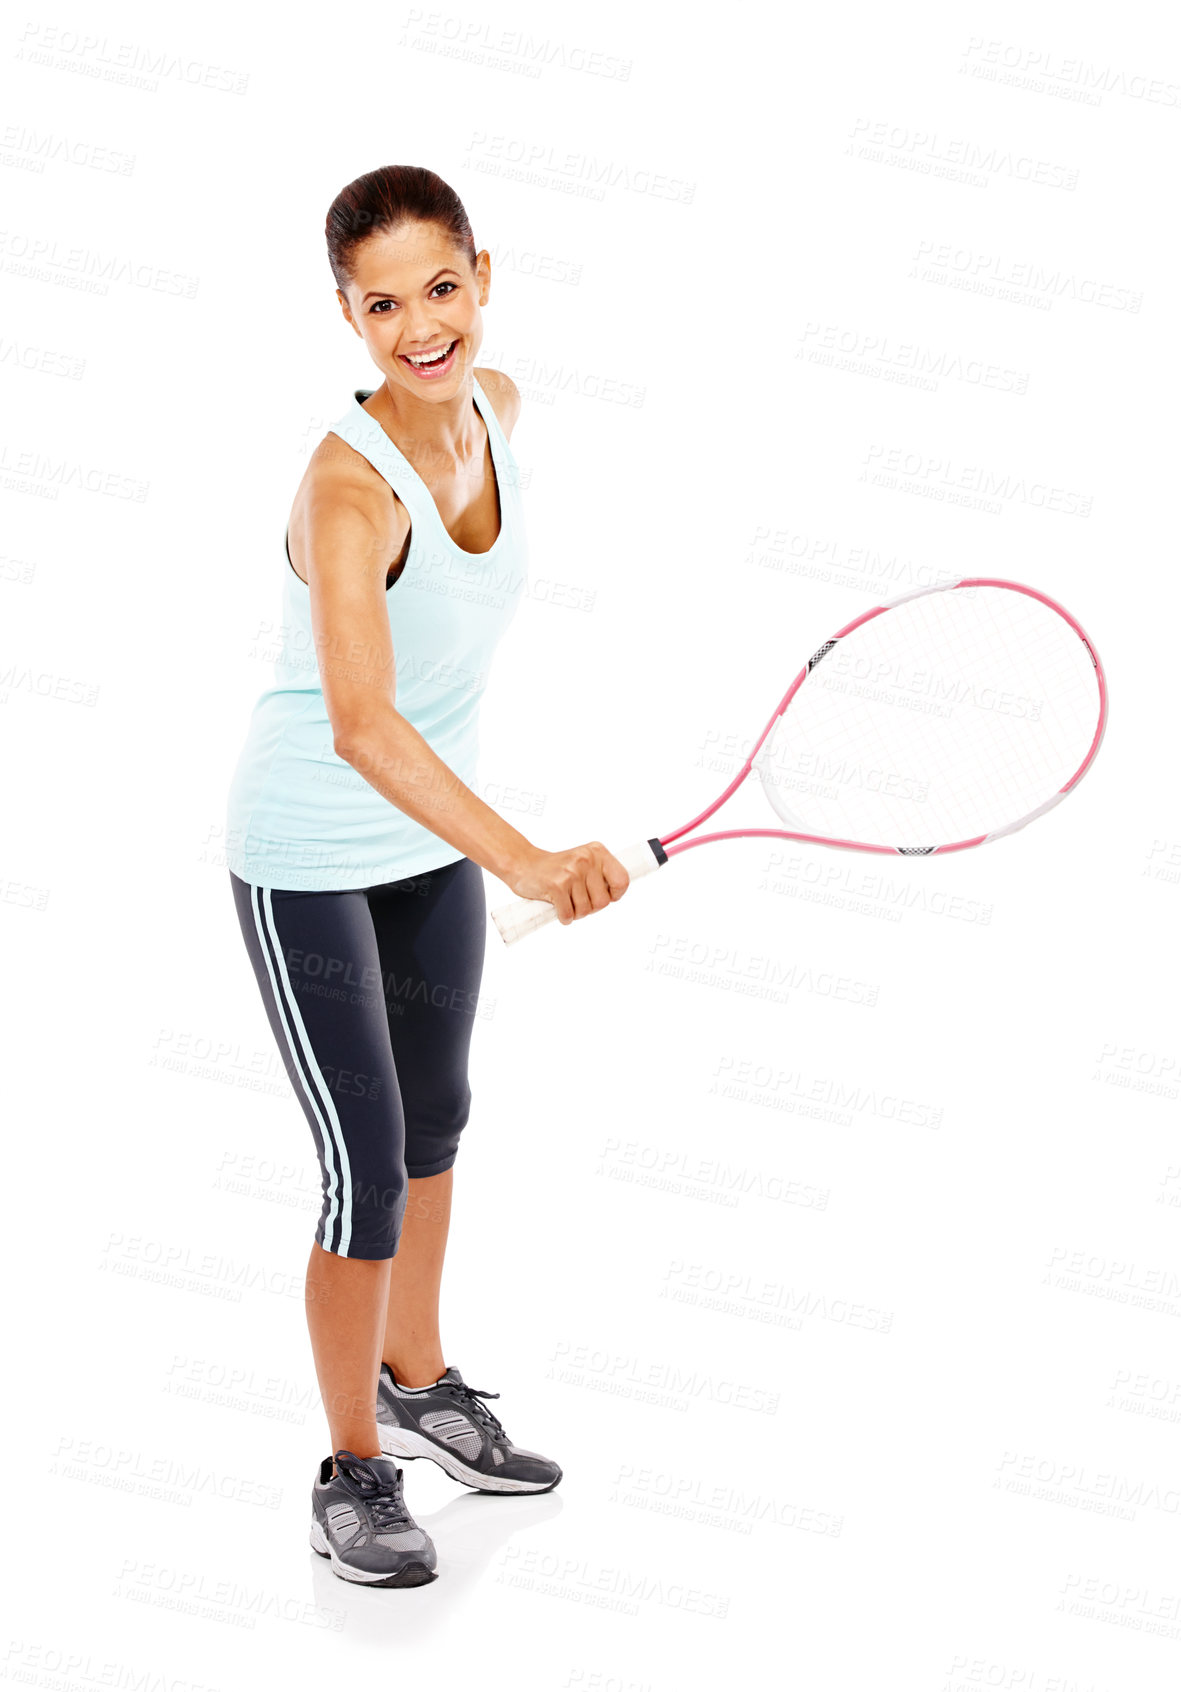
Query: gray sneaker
[
  {"left": 309, "top": 1449, "right": 437, "bottom": 1586},
  {"left": 376, "top": 1364, "right": 562, "bottom": 1494}
]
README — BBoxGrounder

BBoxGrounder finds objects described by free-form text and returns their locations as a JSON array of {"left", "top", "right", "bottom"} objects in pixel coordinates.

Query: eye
[
  {"left": 432, "top": 281, "right": 457, "bottom": 297},
  {"left": 369, "top": 299, "right": 396, "bottom": 314}
]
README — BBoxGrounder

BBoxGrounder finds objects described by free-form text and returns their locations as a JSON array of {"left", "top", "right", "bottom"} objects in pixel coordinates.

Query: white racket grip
[{"left": 491, "top": 837, "right": 667, "bottom": 946}]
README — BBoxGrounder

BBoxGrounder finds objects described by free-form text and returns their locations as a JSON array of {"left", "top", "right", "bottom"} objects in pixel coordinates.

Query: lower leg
[
  {"left": 382, "top": 1169, "right": 454, "bottom": 1387},
  {"left": 305, "top": 1241, "right": 392, "bottom": 1470}
]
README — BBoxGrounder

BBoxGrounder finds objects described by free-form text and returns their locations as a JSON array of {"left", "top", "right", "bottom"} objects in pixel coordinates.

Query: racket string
[{"left": 752, "top": 585, "right": 1101, "bottom": 848}]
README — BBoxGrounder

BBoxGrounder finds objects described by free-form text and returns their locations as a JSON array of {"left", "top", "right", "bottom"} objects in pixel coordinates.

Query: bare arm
[{"left": 304, "top": 474, "right": 628, "bottom": 923}]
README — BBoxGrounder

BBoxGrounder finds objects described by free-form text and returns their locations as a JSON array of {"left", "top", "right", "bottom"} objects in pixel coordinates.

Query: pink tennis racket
[{"left": 490, "top": 577, "right": 1107, "bottom": 945}]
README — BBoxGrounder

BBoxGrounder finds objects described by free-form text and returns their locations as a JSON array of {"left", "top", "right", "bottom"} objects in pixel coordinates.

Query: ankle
[
  {"left": 383, "top": 1357, "right": 445, "bottom": 1390},
  {"left": 331, "top": 1456, "right": 381, "bottom": 1478},
  {"left": 329, "top": 1437, "right": 382, "bottom": 1475}
]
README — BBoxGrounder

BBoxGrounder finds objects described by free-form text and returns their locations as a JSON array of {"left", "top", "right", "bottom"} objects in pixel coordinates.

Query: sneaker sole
[
  {"left": 309, "top": 1517, "right": 437, "bottom": 1586},
  {"left": 377, "top": 1423, "right": 562, "bottom": 1494}
]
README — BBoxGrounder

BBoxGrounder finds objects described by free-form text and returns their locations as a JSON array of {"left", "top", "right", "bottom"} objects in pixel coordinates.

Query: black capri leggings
[{"left": 228, "top": 857, "right": 487, "bottom": 1260}]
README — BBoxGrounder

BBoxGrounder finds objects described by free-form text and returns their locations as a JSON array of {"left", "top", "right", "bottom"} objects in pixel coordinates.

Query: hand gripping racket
[{"left": 490, "top": 577, "right": 1107, "bottom": 945}]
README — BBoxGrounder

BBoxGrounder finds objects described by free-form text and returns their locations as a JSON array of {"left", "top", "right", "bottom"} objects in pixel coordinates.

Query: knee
[
  {"left": 404, "top": 1083, "right": 472, "bottom": 1176},
  {"left": 338, "top": 1159, "right": 408, "bottom": 1259}
]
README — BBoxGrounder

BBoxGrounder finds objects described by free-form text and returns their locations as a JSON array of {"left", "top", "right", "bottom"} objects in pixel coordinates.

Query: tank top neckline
[{"left": 348, "top": 375, "right": 508, "bottom": 563}]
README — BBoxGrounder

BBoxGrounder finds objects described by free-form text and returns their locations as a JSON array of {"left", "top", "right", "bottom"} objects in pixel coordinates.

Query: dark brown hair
[{"left": 325, "top": 165, "right": 477, "bottom": 293}]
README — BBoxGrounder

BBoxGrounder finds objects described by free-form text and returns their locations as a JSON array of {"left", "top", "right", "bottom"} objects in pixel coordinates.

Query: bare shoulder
[
  {"left": 287, "top": 425, "right": 404, "bottom": 578},
  {"left": 474, "top": 366, "right": 522, "bottom": 439},
  {"left": 302, "top": 424, "right": 397, "bottom": 524}
]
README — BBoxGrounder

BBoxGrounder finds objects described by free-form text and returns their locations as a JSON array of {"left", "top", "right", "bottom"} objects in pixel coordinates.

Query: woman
[{"left": 225, "top": 165, "right": 630, "bottom": 1588}]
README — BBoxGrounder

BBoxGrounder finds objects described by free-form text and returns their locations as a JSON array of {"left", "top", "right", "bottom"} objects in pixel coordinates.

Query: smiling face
[{"left": 336, "top": 219, "right": 491, "bottom": 398}]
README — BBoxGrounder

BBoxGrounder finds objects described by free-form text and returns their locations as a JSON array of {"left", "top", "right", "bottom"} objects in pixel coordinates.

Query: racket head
[{"left": 751, "top": 578, "right": 1106, "bottom": 853}]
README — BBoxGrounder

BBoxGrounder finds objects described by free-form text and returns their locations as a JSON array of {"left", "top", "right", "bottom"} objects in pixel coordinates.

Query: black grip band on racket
[{"left": 648, "top": 837, "right": 669, "bottom": 866}]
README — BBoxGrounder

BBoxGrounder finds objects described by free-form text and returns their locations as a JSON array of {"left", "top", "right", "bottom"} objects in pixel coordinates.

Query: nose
[{"left": 403, "top": 305, "right": 443, "bottom": 344}]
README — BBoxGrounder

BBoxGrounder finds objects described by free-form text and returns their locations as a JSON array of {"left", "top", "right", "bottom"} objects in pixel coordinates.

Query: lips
[{"left": 399, "top": 339, "right": 459, "bottom": 379}]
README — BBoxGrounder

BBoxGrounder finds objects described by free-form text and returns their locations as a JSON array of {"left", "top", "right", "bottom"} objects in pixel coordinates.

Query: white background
[{"left": 3, "top": 1, "right": 1179, "bottom": 1687}]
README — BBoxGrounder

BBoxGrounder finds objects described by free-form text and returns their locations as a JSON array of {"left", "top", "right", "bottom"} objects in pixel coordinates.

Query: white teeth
[{"left": 407, "top": 342, "right": 454, "bottom": 366}]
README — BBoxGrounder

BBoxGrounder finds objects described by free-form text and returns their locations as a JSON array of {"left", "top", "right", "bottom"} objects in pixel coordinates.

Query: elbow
[
  {"left": 332, "top": 706, "right": 399, "bottom": 766},
  {"left": 332, "top": 725, "right": 370, "bottom": 765}
]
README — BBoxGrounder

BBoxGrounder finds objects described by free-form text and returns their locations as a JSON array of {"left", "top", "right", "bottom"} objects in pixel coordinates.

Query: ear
[
  {"left": 475, "top": 250, "right": 492, "bottom": 306},
  {"left": 336, "top": 290, "right": 362, "bottom": 338}
]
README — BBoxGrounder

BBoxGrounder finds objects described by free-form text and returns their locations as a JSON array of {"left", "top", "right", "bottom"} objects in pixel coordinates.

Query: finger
[
  {"left": 584, "top": 864, "right": 611, "bottom": 913},
  {"left": 549, "top": 888, "right": 575, "bottom": 925},
  {"left": 603, "top": 852, "right": 631, "bottom": 897},
  {"left": 569, "top": 874, "right": 593, "bottom": 920}
]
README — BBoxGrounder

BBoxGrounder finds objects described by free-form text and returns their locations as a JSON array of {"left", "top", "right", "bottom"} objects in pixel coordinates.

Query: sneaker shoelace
[
  {"left": 449, "top": 1381, "right": 508, "bottom": 1442},
  {"left": 334, "top": 1451, "right": 413, "bottom": 1530}
]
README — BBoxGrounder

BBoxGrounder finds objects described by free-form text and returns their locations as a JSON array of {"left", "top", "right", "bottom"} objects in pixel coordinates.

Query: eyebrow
[{"left": 361, "top": 269, "right": 460, "bottom": 302}]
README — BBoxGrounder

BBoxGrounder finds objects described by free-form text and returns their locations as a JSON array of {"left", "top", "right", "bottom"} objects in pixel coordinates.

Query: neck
[{"left": 369, "top": 374, "right": 481, "bottom": 466}]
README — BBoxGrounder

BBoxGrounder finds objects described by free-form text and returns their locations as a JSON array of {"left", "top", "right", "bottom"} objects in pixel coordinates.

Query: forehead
[{"left": 350, "top": 222, "right": 458, "bottom": 290}]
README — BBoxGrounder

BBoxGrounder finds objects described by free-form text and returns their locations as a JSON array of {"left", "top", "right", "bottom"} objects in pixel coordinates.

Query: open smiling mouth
[{"left": 398, "top": 339, "right": 459, "bottom": 378}]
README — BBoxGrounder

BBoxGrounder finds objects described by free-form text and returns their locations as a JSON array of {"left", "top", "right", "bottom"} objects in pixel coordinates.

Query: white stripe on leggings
[{"left": 252, "top": 886, "right": 354, "bottom": 1256}]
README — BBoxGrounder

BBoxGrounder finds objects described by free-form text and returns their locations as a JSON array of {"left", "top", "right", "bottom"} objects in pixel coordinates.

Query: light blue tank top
[{"left": 225, "top": 377, "right": 528, "bottom": 890}]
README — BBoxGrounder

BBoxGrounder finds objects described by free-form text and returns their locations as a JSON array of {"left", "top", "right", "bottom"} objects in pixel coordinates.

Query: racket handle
[{"left": 491, "top": 837, "right": 667, "bottom": 946}]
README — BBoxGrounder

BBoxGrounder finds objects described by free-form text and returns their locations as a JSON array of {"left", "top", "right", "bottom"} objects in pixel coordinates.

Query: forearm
[{"left": 334, "top": 707, "right": 536, "bottom": 883}]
